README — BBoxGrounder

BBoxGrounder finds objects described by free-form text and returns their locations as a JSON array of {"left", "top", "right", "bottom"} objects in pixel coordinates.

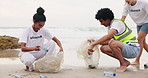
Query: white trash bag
[
  {"left": 77, "top": 38, "right": 100, "bottom": 69},
  {"left": 34, "top": 52, "right": 64, "bottom": 73}
]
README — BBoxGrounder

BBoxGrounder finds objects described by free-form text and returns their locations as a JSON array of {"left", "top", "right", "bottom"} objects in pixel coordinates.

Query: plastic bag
[
  {"left": 34, "top": 52, "right": 64, "bottom": 73},
  {"left": 77, "top": 38, "right": 100, "bottom": 68}
]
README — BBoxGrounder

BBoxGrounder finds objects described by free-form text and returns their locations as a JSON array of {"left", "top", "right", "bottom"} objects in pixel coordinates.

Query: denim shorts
[
  {"left": 121, "top": 43, "right": 140, "bottom": 58},
  {"left": 137, "top": 23, "right": 148, "bottom": 33}
]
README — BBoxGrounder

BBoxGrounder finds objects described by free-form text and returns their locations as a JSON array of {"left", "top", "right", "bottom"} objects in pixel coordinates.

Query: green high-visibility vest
[{"left": 110, "top": 19, "right": 138, "bottom": 43}]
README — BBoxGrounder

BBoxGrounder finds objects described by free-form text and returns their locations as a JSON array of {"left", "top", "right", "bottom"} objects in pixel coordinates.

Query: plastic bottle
[
  {"left": 39, "top": 47, "right": 48, "bottom": 52},
  {"left": 144, "top": 63, "right": 148, "bottom": 69},
  {"left": 40, "top": 75, "right": 48, "bottom": 78},
  {"left": 103, "top": 72, "right": 116, "bottom": 78},
  {"left": 87, "top": 51, "right": 95, "bottom": 68},
  {"left": 88, "top": 51, "right": 93, "bottom": 59},
  {"left": 15, "top": 75, "right": 22, "bottom": 78}
]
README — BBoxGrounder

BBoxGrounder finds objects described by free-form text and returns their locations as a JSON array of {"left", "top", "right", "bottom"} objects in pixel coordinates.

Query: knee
[
  {"left": 100, "top": 46, "right": 107, "bottom": 53},
  {"left": 44, "top": 41, "right": 56, "bottom": 49},
  {"left": 137, "top": 39, "right": 144, "bottom": 45},
  {"left": 20, "top": 53, "right": 36, "bottom": 66},
  {"left": 137, "top": 37, "right": 141, "bottom": 42},
  {"left": 137, "top": 36, "right": 145, "bottom": 43},
  {"left": 23, "top": 58, "right": 36, "bottom": 66},
  {"left": 23, "top": 60, "right": 33, "bottom": 66},
  {"left": 50, "top": 41, "right": 56, "bottom": 45},
  {"left": 108, "top": 40, "right": 117, "bottom": 48},
  {"left": 48, "top": 41, "right": 56, "bottom": 47}
]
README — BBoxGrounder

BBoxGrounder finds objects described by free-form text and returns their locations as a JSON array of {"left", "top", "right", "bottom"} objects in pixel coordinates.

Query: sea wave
[{"left": 0, "top": 26, "right": 107, "bottom": 40}]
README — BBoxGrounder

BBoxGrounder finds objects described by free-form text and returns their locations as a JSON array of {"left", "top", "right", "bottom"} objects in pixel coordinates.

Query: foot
[
  {"left": 118, "top": 60, "right": 130, "bottom": 69},
  {"left": 116, "top": 60, "right": 129, "bottom": 72},
  {"left": 116, "top": 66, "right": 127, "bottom": 72},
  {"left": 25, "top": 66, "right": 29, "bottom": 71},
  {"left": 124, "top": 59, "right": 130, "bottom": 67},
  {"left": 25, "top": 66, "right": 34, "bottom": 72},
  {"left": 131, "top": 64, "right": 140, "bottom": 69},
  {"left": 131, "top": 61, "right": 140, "bottom": 65}
]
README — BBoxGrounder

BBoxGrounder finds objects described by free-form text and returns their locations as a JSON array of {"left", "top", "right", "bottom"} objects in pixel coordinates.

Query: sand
[
  {"left": 0, "top": 49, "right": 148, "bottom": 78},
  {"left": 0, "top": 64, "right": 148, "bottom": 78}
]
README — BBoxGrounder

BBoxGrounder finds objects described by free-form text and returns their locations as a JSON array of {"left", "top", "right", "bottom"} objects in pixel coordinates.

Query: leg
[
  {"left": 20, "top": 52, "right": 36, "bottom": 71},
  {"left": 142, "top": 23, "right": 148, "bottom": 52},
  {"left": 101, "top": 40, "right": 129, "bottom": 72},
  {"left": 143, "top": 39, "right": 148, "bottom": 52},
  {"left": 100, "top": 45, "right": 130, "bottom": 67},
  {"left": 132, "top": 31, "right": 147, "bottom": 65},
  {"left": 44, "top": 41, "right": 57, "bottom": 56},
  {"left": 29, "top": 41, "right": 57, "bottom": 62},
  {"left": 132, "top": 23, "right": 148, "bottom": 65},
  {"left": 109, "top": 40, "right": 128, "bottom": 72}
]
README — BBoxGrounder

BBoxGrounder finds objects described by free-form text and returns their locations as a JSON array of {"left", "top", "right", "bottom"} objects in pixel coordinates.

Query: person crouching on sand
[
  {"left": 18, "top": 7, "right": 63, "bottom": 71},
  {"left": 88, "top": 8, "right": 140, "bottom": 72}
]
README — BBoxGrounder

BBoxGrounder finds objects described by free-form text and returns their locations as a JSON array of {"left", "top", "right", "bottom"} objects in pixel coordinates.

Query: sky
[{"left": 0, "top": 0, "right": 135, "bottom": 28}]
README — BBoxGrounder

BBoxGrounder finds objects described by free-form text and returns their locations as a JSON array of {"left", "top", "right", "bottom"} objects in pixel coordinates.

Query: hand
[
  {"left": 34, "top": 46, "right": 40, "bottom": 51},
  {"left": 59, "top": 48, "right": 64, "bottom": 52},
  {"left": 36, "top": 46, "right": 40, "bottom": 48},
  {"left": 88, "top": 45, "right": 94, "bottom": 52}
]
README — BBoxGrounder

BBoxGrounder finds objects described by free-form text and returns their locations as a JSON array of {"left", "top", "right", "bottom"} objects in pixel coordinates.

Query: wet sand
[{"left": 0, "top": 49, "right": 148, "bottom": 78}]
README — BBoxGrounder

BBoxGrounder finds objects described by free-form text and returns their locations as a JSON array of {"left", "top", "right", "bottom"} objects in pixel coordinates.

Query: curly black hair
[
  {"left": 95, "top": 8, "right": 114, "bottom": 21},
  {"left": 33, "top": 7, "right": 46, "bottom": 22}
]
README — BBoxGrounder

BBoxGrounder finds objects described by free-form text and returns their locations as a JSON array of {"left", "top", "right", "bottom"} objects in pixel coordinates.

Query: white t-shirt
[
  {"left": 108, "top": 20, "right": 125, "bottom": 35},
  {"left": 122, "top": 0, "right": 148, "bottom": 25},
  {"left": 19, "top": 27, "right": 54, "bottom": 49}
]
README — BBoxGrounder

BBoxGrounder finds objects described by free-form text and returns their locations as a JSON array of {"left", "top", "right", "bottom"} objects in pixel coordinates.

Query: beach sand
[{"left": 0, "top": 49, "right": 148, "bottom": 78}]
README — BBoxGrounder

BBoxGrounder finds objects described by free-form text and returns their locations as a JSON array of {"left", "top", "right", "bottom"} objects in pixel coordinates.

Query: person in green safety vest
[{"left": 88, "top": 8, "right": 140, "bottom": 72}]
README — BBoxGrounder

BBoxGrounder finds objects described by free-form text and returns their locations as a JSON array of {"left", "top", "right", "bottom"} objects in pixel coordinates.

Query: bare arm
[
  {"left": 121, "top": 16, "right": 126, "bottom": 21},
  {"left": 52, "top": 37, "right": 64, "bottom": 52},
  {"left": 88, "top": 29, "right": 117, "bottom": 51},
  {"left": 21, "top": 43, "right": 40, "bottom": 52},
  {"left": 100, "top": 40, "right": 110, "bottom": 45}
]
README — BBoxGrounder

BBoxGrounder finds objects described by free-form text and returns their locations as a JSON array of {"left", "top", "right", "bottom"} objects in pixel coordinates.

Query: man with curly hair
[{"left": 88, "top": 8, "right": 140, "bottom": 72}]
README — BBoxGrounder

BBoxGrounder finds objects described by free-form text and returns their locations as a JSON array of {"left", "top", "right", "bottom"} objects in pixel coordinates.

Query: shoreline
[{"left": 0, "top": 49, "right": 148, "bottom": 78}]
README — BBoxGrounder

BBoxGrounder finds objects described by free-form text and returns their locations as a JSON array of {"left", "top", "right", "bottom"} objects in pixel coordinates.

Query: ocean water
[
  {"left": 0, "top": 26, "right": 107, "bottom": 45},
  {"left": 0, "top": 26, "right": 108, "bottom": 53}
]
